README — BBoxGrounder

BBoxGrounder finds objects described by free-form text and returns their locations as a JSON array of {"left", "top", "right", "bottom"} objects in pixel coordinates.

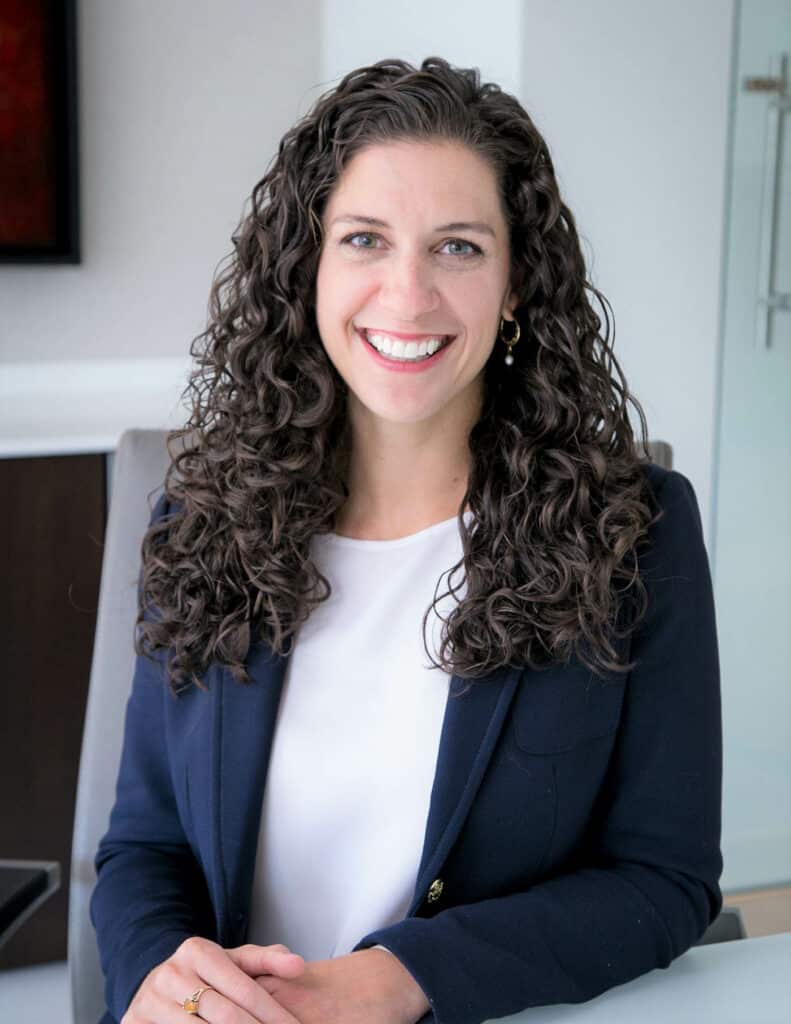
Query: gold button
[{"left": 427, "top": 878, "right": 444, "bottom": 903}]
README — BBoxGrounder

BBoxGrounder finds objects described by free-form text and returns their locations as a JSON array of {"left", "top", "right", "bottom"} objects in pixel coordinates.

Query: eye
[
  {"left": 340, "top": 232, "right": 482, "bottom": 258},
  {"left": 440, "top": 238, "right": 481, "bottom": 257},
  {"left": 343, "top": 232, "right": 379, "bottom": 249}
]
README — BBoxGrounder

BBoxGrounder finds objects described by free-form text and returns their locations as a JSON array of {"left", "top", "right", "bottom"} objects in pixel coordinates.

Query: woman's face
[{"left": 315, "top": 138, "right": 517, "bottom": 431}]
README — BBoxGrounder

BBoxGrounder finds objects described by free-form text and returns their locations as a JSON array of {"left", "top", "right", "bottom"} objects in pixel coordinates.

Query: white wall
[
  {"left": 0, "top": 0, "right": 321, "bottom": 362},
  {"left": 518, "top": 0, "right": 736, "bottom": 542},
  {"left": 320, "top": 0, "right": 525, "bottom": 99}
]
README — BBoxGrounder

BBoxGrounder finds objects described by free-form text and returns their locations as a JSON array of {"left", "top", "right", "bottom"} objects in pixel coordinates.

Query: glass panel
[{"left": 713, "top": 0, "right": 791, "bottom": 889}]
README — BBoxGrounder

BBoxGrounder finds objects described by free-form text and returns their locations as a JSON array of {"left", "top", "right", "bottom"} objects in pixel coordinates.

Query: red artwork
[{"left": 0, "top": 0, "right": 79, "bottom": 260}]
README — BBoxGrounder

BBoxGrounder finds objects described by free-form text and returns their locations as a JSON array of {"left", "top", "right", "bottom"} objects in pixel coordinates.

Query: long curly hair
[{"left": 137, "top": 55, "right": 663, "bottom": 695}]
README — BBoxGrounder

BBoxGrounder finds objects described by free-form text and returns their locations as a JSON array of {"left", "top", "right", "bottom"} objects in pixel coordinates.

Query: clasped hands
[{"left": 121, "top": 935, "right": 431, "bottom": 1024}]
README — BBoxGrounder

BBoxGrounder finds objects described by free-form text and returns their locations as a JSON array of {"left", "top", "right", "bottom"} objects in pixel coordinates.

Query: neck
[{"left": 334, "top": 390, "right": 479, "bottom": 540}]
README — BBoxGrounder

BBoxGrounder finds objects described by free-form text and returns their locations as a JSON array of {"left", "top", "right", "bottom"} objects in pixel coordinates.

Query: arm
[
  {"left": 90, "top": 494, "right": 216, "bottom": 1020},
  {"left": 351, "top": 469, "right": 724, "bottom": 1024}
]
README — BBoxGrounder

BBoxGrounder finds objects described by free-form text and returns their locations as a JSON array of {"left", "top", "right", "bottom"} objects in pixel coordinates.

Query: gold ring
[{"left": 183, "top": 986, "right": 212, "bottom": 1014}]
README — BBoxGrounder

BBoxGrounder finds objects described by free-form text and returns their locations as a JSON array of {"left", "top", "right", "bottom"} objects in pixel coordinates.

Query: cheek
[
  {"left": 445, "top": 276, "right": 498, "bottom": 326},
  {"left": 469, "top": 272, "right": 505, "bottom": 310},
  {"left": 314, "top": 278, "right": 341, "bottom": 351},
  {"left": 316, "top": 266, "right": 370, "bottom": 330},
  {"left": 314, "top": 259, "right": 332, "bottom": 325}
]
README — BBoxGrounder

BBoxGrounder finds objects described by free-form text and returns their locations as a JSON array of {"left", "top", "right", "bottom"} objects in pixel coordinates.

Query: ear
[{"left": 502, "top": 288, "right": 519, "bottom": 321}]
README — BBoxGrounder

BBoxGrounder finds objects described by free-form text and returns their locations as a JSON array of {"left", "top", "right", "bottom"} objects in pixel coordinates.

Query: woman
[{"left": 92, "top": 57, "right": 723, "bottom": 1024}]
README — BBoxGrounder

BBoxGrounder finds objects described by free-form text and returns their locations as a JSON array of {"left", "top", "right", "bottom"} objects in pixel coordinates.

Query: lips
[{"left": 355, "top": 326, "right": 457, "bottom": 371}]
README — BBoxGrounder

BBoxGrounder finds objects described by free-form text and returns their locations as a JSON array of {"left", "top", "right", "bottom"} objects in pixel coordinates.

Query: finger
[
  {"left": 226, "top": 943, "right": 306, "bottom": 979},
  {"left": 256, "top": 973, "right": 281, "bottom": 994},
  {"left": 177, "top": 938, "right": 304, "bottom": 1024},
  {"left": 239, "top": 942, "right": 292, "bottom": 955},
  {"left": 124, "top": 963, "right": 220, "bottom": 1024},
  {"left": 124, "top": 996, "right": 206, "bottom": 1024},
  {"left": 152, "top": 962, "right": 291, "bottom": 1024},
  {"left": 177, "top": 986, "right": 269, "bottom": 1024}
]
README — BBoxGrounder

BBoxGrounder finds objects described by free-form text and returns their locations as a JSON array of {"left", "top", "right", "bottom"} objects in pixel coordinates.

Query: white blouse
[{"left": 246, "top": 509, "right": 473, "bottom": 960}]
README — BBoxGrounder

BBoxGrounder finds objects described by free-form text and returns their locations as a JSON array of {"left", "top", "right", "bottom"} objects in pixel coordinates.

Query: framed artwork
[{"left": 0, "top": 0, "right": 80, "bottom": 263}]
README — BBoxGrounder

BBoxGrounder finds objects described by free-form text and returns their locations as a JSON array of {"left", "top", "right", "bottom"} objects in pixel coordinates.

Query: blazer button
[{"left": 427, "top": 878, "right": 444, "bottom": 903}]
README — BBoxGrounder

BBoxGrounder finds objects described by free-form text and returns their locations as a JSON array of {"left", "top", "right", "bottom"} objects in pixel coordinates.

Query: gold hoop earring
[{"left": 499, "top": 317, "right": 521, "bottom": 366}]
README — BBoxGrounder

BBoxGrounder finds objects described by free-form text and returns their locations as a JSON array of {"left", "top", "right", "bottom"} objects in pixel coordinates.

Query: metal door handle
[{"left": 753, "top": 53, "right": 791, "bottom": 349}]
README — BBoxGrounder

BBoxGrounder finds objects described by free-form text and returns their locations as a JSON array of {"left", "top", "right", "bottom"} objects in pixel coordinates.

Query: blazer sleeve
[
  {"left": 352, "top": 469, "right": 724, "bottom": 1024},
  {"left": 90, "top": 492, "right": 217, "bottom": 1022}
]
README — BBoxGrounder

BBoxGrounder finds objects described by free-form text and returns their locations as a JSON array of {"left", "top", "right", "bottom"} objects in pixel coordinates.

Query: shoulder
[
  {"left": 639, "top": 460, "right": 698, "bottom": 513},
  {"left": 638, "top": 460, "right": 705, "bottom": 541},
  {"left": 634, "top": 462, "right": 710, "bottom": 599}
]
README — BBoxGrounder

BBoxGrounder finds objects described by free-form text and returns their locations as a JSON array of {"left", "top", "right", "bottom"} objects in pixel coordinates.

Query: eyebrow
[{"left": 329, "top": 214, "right": 497, "bottom": 239}]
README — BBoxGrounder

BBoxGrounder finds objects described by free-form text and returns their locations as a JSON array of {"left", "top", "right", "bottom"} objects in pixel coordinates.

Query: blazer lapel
[
  {"left": 406, "top": 664, "right": 522, "bottom": 915},
  {"left": 196, "top": 637, "right": 293, "bottom": 943}
]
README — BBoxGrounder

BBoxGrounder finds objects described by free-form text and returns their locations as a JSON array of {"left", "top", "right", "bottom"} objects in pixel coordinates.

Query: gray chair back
[
  {"left": 68, "top": 430, "right": 170, "bottom": 1024},
  {"left": 645, "top": 440, "right": 672, "bottom": 469},
  {"left": 67, "top": 429, "right": 673, "bottom": 1023}
]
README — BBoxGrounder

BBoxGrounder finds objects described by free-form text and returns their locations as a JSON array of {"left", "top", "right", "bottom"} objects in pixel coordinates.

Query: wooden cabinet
[{"left": 0, "top": 454, "right": 106, "bottom": 968}]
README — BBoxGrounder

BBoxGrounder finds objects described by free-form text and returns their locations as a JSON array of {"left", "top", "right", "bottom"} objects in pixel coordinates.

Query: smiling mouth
[{"left": 357, "top": 327, "right": 456, "bottom": 362}]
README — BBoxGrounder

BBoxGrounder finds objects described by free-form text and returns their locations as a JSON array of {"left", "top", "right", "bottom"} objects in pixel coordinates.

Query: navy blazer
[{"left": 91, "top": 462, "right": 723, "bottom": 1024}]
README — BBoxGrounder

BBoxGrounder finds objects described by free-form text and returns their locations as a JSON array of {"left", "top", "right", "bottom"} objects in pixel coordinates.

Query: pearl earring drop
[{"left": 500, "top": 317, "right": 521, "bottom": 366}]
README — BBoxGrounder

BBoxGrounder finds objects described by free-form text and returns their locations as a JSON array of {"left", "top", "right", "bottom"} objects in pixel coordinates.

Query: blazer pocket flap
[{"left": 511, "top": 668, "right": 625, "bottom": 754}]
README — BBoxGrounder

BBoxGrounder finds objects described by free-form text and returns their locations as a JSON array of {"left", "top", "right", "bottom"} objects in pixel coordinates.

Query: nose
[{"left": 377, "top": 251, "right": 440, "bottom": 321}]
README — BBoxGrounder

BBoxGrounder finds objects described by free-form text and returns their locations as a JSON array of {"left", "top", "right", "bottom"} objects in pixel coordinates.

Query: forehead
[{"left": 324, "top": 139, "right": 504, "bottom": 224}]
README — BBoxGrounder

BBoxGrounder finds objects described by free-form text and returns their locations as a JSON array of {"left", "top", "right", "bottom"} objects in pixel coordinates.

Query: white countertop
[
  {"left": 0, "top": 932, "right": 789, "bottom": 1024},
  {"left": 493, "top": 930, "right": 791, "bottom": 1023},
  {"left": 0, "top": 357, "right": 193, "bottom": 458}
]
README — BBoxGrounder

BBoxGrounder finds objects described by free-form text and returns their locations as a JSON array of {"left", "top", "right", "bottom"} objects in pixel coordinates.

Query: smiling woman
[{"left": 90, "top": 56, "right": 722, "bottom": 1024}]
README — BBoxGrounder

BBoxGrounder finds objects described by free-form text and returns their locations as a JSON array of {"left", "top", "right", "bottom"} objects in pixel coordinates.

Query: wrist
[{"left": 359, "top": 947, "right": 431, "bottom": 1023}]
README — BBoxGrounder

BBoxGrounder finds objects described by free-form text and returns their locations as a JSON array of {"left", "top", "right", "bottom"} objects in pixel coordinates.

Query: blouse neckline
[{"left": 321, "top": 508, "right": 474, "bottom": 551}]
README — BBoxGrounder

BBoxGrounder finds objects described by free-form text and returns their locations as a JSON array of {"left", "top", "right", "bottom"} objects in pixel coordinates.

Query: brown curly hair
[{"left": 137, "top": 55, "right": 663, "bottom": 695}]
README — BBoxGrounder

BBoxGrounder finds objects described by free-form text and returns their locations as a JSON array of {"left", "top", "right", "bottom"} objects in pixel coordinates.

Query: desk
[
  {"left": 490, "top": 930, "right": 791, "bottom": 1023},
  {"left": 0, "top": 861, "right": 60, "bottom": 950},
  {"left": 0, "top": 932, "right": 788, "bottom": 1024}
]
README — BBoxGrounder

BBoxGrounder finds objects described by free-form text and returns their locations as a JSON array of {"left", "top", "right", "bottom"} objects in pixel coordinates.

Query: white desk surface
[
  {"left": 0, "top": 933, "right": 789, "bottom": 1023},
  {"left": 491, "top": 930, "right": 791, "bottom": 1023}
]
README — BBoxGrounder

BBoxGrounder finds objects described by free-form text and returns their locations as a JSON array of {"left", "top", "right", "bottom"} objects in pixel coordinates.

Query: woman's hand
[
  {"left": 255, "top": 947, "right": 431, "bottom": 1024},
  {"left": 121, "top": 936, "right": 307, "bottom": 1023}
]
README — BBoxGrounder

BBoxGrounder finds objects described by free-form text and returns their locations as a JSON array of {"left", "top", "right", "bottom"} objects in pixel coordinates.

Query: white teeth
[{"left": 364, "top": 330, "right": 449, "bottom": 361}]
